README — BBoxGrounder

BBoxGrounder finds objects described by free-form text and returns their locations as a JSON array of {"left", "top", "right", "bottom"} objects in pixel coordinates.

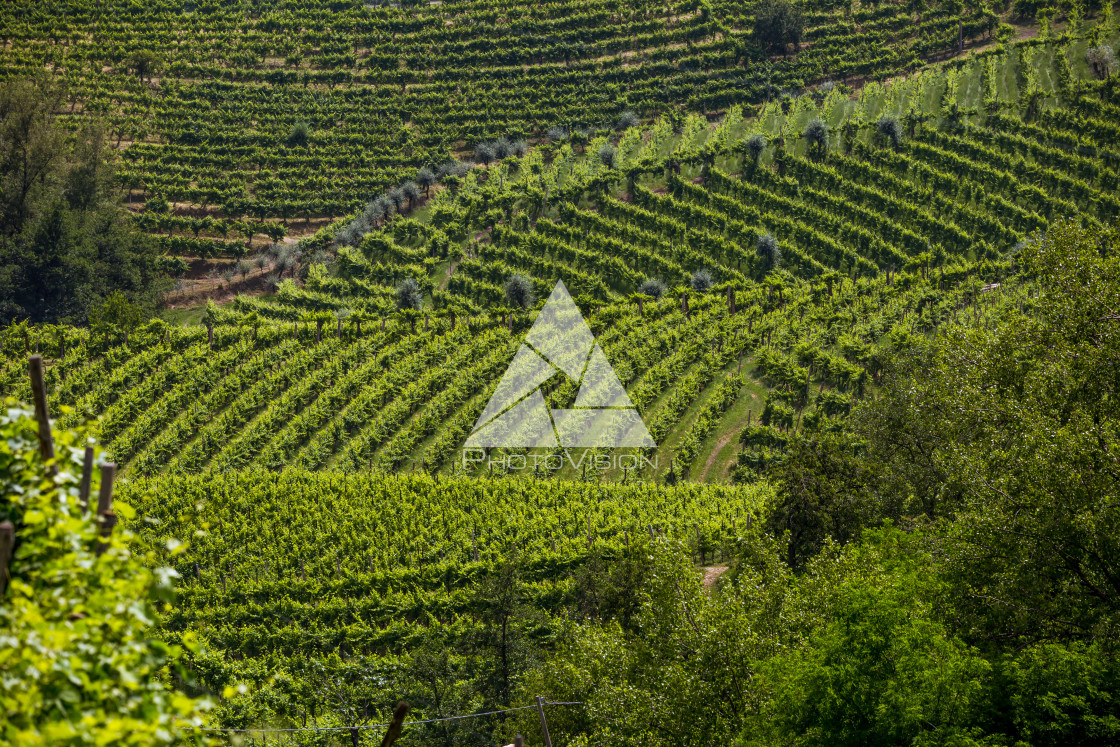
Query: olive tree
[{"left": 504, "top": 273, "right": 535, "bottom": 310}]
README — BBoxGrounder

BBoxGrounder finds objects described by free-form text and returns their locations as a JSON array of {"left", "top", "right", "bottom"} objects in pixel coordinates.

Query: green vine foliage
[{"left": 0, "top": 403, "right": 212, "bottom": 745}]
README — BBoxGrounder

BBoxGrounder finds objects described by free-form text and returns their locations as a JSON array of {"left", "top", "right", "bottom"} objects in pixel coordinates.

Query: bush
[
  {"left": 617, "top": 111, "right": 640, "bottom": 130},
  {"left": 0, "top": 404, "right": 212, "bottom": 744}
]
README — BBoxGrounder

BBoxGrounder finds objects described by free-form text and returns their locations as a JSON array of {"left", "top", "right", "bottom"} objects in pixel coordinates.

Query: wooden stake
[
  {"left": 78, "top": 446, "right": 94, "bottom": 514},
  {"left": 379, "top": 701, "right": 410, "bottom": 747},
  {"left": 536, "top": 696, "right": 554, "bottom": 747},
  {"left": 0, "top": 521, "right": 13, "bottom": 599},
  {"left": 29, "top": 356, "right": 56, "bottom": 474},
  {"left": 95, "top": 463, "right": 118, "bottom": 555}
]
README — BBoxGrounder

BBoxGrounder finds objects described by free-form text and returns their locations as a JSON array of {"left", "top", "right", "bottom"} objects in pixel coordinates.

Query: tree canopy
[{"left": 0, "top": 78, "right": 167, "bottom": 324}]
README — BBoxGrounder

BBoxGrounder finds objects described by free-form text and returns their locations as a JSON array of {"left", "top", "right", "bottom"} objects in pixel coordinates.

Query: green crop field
[{"left": 1, "top": 2, "right": 1119, "bottom": 746}]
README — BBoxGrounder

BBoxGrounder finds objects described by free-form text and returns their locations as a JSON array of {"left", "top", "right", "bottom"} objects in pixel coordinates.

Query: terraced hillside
[
  {"left": 0, "top": 0, "right": 1006, "bottom": 258},
  {"left": 2, "top": 28, "right": 1116, "bottom": 482}
]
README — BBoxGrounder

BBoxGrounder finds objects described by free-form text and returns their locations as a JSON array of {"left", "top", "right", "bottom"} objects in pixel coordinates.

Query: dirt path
[
  {"left": 702, "top": 565, "right": 729, "bottom": 589},
  {"left": 700, "top": 433, "right": 735, "bottom": 482}
]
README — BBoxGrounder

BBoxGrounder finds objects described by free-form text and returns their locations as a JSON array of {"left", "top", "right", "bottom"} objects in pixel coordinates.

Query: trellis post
[
  {"left": 535, "top": 696, "right": 554, "bottom": 747},
  {"left": 28, "top": 356, "right": 58, "bottom": 477},
  {"left": 95, "top": 463, "right": 118, "bottom": 555}
]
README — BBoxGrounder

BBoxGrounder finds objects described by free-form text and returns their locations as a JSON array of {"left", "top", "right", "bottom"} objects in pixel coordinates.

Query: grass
[{"left": 161, "top": 305, "right": 208, "bottom": 326}]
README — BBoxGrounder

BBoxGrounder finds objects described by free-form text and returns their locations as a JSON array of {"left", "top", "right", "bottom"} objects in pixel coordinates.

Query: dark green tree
[
  {"left": 0, "top": 78, "right": 168, "bottom": 323},
  {"left": 752, "top": 0, "right": 805, "bottom": 54}
]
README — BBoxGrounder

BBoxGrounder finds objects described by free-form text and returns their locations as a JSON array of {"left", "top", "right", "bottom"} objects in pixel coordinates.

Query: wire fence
[{"left": 200, "top": 699, "right": 582, "bottom": 734}]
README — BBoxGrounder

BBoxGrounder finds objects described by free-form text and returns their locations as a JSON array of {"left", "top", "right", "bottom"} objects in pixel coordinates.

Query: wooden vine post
[
  {"left": 0, "top": 521, "right": 13, "bottom": 599},
  {"left": 378, "top": 701, "right": 410, "bottom": 747},
  {"left": 29, "top": 356, "right": 56, "bottom": 476},
  {"left": 78, "top": 446, "right": 95, "bottom": 513},
  {"left": 95, "top": 463, "right": 118, "bottom": 556},
  {"left": 535, "top": 696, "right": 554, "bottom": 747}
]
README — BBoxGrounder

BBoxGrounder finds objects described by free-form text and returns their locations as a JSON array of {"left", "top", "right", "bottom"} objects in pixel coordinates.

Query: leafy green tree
[
  {"left": 469, "top": 552, "right": 541, "bottom": 711},
  {"left": 128, "top": 49, "right": 160, "bottom": 83},
  {"left": 88, "top": 291, "right": 143, "bottom": 334},
  {"left": 857, "top": 221, "right": 1120, "bottom": 644},
  {"left": 767, "top": 561, "right": 991, "bottom": 746},
  {"left": 988, "top": 642, "right": 1120, "bottom": 746}
]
